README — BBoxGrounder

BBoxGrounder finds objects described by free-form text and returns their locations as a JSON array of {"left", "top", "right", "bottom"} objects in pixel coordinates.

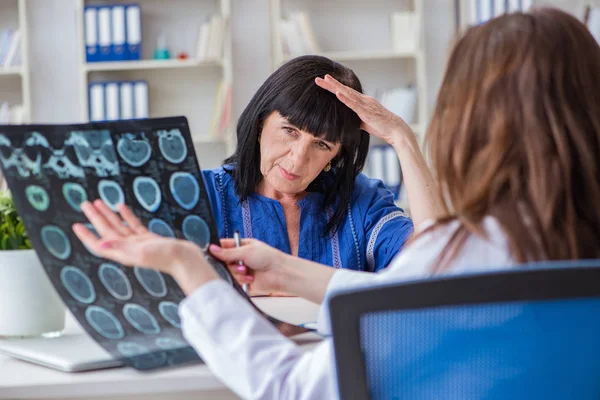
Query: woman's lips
[{"left": 279, "top": 166, "right": 300, "bottom": 180}]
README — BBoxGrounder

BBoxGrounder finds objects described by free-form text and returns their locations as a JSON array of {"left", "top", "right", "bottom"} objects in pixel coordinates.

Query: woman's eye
[
  {"left": 283, "top": 127, "right": 296, "bottom": 135},
  {"left": 317, "top": 141, "right": 331, "bottom": 150}
]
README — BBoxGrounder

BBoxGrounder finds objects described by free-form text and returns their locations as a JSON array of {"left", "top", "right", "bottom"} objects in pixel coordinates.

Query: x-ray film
[{"left": 0, "top": 117, "right": 309, "bottom": 371}]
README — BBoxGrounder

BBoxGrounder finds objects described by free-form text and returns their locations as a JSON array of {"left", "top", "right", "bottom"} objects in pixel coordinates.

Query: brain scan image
[
  {"left": 117, "top": 341, "right": 168, "bottom": 370},
  {"left": 134, "top": 266, "right": 167, "bottom": 298},
  {"left": 60, "top": 266, "right": 96, "bottom": 304},
  {"left": 158, "top": 301, "right": 181, "bottom": 328},
  {"left": 0, "top": 118, "right": 309, "bottom": 372},
  {"left": 148, "top": 218, "right": 175, "bottom": 238},
  {"left": 85, "top": 306, "right": 125, "bottom": 340},
  {"left": 62, "top": 182, "right": 88, "bottom": 212},
  {"left": 25, "top": 185, "right": 50, "bottom": 212},
  {"left": 182, "top": 215, "right": 211, "bottom": 250},
  {"left": 68, "top": 131, "right": 119, "bottom": 177},
  {"left": 0, "top": 134, "right": 42, "bottom": 177},
  {"left": 133, "top": 176, "right": 161, "bottom": 213},
  {"left": 98, "top": 180, "right": 125, "bottom": 212},
  {"left": 98, "top": 263, "right": 133, "bottom": 301},
  {"left": 117, "top": 133, "right": 152, "bottom": 167},
  {"left": 157, "top": 129, "right": 187, "bottom": 164},
  {"left": 123, "top": 303, "right": 161, "bottom": 335},
  {"left": 169, "top": 172, "right": 200, "bottom": 211},
  {"left": 41, "top": 225, "right": 71, "bottom": 260},
  {"left": 156, "top": 337, "right": 187, "bottom": 350}
]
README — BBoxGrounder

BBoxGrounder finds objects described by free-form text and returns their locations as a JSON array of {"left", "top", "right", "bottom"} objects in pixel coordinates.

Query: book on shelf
[
  {"left": 377, "top": 86, "right": 417, "bottom": 125},
  {"left": 466, "top": 0, "right": 533, "bottom": 26},
  {"left": 195, "top": 14, "right": 225, "bottom": 62},
  {"left": 0, "top": 103, "right": 25, "bottom": 124},
  {"left": 210, "top": 80, "right": 232, "bottom": 138},
  {"left": 88, "top": 80, "right": 149, "bottom": 122},
  {"left": 586, "top": 6, "right": 600, "bottom": 45},
  {"left": 0, "top": 29, "right": 21, "bottom": 67},
  {"left": 84, "top": 3, "right": 141, "bottom": 62},
  {"left": 279, "top": 11, "right": 319, "bottom": 58},
  {"left": 363, "top": 145, "right": 402, "bottom": 200}
]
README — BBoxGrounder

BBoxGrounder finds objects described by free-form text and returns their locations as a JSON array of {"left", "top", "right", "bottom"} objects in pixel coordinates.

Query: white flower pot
[{"left": 0, "top": 249, "right": 66, "bottom": 337}]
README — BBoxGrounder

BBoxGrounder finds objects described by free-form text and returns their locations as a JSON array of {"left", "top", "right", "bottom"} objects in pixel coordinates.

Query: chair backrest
[{"left": 330, "top": 261, "right": 600, "bottom": 400}]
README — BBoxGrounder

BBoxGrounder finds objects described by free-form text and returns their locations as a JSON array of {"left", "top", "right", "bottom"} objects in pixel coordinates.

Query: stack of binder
[
  {"left": 84, "top": 4, "right": 142, "bottom": 62},
  {"left": 467, "top": 0, "right": 533, "bottom": 25},
  {"left": 363, "top": 145, "right": 403, "bottom": 200},
  {"left": 89, "top": 81, "right": 149, "bottom": 121}
]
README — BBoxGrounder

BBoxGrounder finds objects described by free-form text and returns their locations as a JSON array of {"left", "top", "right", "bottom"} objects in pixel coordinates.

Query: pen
[{"left": 233, "top": 230, "right": 249, "bottom": 294}]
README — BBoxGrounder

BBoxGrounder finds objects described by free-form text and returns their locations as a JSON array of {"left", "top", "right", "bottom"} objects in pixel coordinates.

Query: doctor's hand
[
  {"left": 72, "top": 200, "right": 219, "bottom": 295},
  {"left": 210, "top": 239, "right": 288, "bottom": 296},
  {"left": 315, "top": 74, "right": 416, "bottom": 150}
]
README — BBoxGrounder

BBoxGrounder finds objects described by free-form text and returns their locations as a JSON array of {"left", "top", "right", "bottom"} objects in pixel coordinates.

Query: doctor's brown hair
[{"left": 424, "top": 8, "right": 600, "bottom": 269}]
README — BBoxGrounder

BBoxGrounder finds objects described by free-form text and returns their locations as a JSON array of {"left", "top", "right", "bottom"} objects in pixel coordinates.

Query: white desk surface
[{"left": 0, "top": 297, "right": 322, "bottom": 400}]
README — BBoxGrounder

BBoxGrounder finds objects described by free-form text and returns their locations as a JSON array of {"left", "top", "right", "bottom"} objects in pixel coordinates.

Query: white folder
[
  {"left": 126, "top": 5, "right": 142, "bottom": 59},
  {"left": 479, "top": 0, "right": 492, "bottom": 23},
  {"left": 507, "top": 0, "right": 521, "bottom": 13},
  {"left": 469, "top": 0, "right": 479, "bottom": 25},
  {"left": 133, "top": 81, "right": 149, "bottom": 119},
  {"left": 384, "top": 147, "right": 401, "bottom": 188},
  {"left": 120, "top": 82, "right": 134, "bottom": 120},
  {"left": 494, "top": 0, "right": 506, "bottom": 17},
  {"left": 89, "top": 83, "right": 105, "bottom": 121},
  {"left": 84, "top": 7, "right": 98, "bottom": 61},
  {"left": 369, "top": 146, "right": 386, "bottom": 184},
  {"left": 111, "top": 6, "right": 126, "bottom": 60},
  {"left": 105, "top": 82, "right": 120, "bottom": 121},
  {"left": 97, "top": 6, "right": 111, "bottom": 60}
]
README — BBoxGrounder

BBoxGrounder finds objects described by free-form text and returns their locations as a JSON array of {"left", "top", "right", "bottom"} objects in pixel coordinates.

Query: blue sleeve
[
  {"left": 200, "top": 168, "right": 226, "bottom": 238},
  {"left": 358, "top": 176, "right": 414, "bottom": 272}
]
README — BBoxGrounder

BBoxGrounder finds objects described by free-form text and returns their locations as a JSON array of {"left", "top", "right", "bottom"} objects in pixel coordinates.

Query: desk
[{"left": 0, "top": 297, "right": 322, "bottom": 400}]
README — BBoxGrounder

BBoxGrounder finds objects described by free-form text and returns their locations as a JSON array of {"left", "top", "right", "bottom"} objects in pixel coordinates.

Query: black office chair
[{"left": 330, "top": 260, "right": 600, "bottom": 400}]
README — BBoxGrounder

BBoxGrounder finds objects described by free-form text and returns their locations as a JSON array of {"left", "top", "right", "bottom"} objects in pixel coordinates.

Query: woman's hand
[
  {"left": 72, "top": 200, "right": 219, "bottom": 295},
  {"left": 315, "top": 74, "right": 416, "bottom": 149},
  {"left": 210, "top": 239, "right": 288, "bottom": 296},
  {"left": 317, "top": 73, "right": 445, "bottom": 225}
]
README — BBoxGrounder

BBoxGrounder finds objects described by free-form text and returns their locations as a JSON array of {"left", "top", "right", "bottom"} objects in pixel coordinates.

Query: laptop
[{"left": 0, "top": 333, "right": 124, "bottom": 372}]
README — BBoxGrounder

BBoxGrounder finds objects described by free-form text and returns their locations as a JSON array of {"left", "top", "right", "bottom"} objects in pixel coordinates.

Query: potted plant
[{"left": 0, "top": 190, "right": 65, "bottom": 337}]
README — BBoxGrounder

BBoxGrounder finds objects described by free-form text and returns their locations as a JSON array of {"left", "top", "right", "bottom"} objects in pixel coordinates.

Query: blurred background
[{"left": 0, "top": 0, "right": 597, "bottom": 205}]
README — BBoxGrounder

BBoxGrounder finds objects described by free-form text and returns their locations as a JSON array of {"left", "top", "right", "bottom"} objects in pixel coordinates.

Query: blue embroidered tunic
[{"left": 202, "top": 167, "right": 414, "bottom": 272}]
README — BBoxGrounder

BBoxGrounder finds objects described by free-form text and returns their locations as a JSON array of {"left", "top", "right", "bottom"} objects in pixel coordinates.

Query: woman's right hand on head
[
  {"left": 210, "top": 239, "right": 287, "bottom": 295},
  {"left": 315, "top": 74, "right": 415, "bottom": 149}
]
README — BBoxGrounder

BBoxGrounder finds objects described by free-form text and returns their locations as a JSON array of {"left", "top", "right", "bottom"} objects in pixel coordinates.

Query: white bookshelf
[
  {"left": 0, "top": 0, "right": 31, "bottom": 123},
  {"left": 83, "top": 58, "right": 223, "bottom": 72},
  {"left": 269, "top": 0, "right": 427, "bottom": 135},
  {"left": 76, "top": 0, "right": 234, "bottom": 150},
  {"left": 457, "top": 0, "right": 537, "bottom": 30}
]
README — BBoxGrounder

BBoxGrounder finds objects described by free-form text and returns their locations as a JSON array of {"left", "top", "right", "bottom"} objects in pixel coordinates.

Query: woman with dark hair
[
  {"left": 201, "top": 55, "right": 413, "bottom": 284},
  {"left": 74, "top": 7, "right": 600, "bottom": 399}
]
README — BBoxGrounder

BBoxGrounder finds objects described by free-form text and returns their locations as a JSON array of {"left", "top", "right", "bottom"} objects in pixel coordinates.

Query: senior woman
[{"left": 201, "top": 55, "right": 413, "bottom": 281}]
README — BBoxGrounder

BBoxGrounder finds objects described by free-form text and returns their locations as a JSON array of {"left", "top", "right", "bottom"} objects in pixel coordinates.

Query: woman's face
[{"left": 259, "top": 111, "right": 341, "bottom": 196}]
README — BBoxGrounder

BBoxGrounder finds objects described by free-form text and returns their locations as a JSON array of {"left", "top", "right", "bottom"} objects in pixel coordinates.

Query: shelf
[
  {"left": 193, "top": 137, "right": 225, "bottom": 145},
  {"left": 283, "top": 49, "right": 422, "bottom": 63},
  {"left": 0, "top": 67, "right": 22, "bottom": 77},
  {"left": 84, "top": 59, "right": 223, "bottom": 73}
]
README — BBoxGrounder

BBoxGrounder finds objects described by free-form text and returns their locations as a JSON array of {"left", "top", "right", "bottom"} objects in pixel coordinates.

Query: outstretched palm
[{"left": 73, "top": 200, "right": 192, "bottom": 275}]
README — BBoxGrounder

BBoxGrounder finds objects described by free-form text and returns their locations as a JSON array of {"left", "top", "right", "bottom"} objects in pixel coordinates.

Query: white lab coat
[{"left": 179, "top": 217, "right": 515, "bottom": 400}]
